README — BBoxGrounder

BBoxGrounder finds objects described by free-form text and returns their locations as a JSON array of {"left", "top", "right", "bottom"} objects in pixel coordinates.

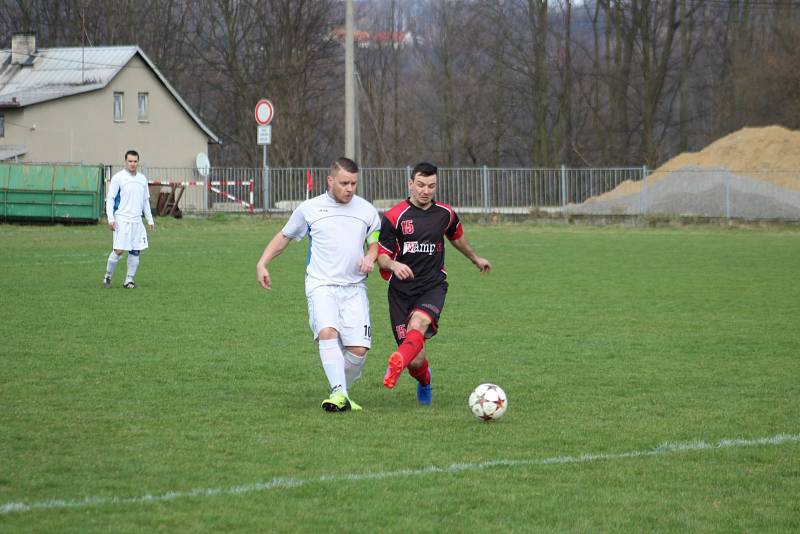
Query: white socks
[
  {"left": 125, "top": 254, "right": 140, "bottom": 283},
  {"left": 320, "top": 339, "right": 368, "bottom": 394},
  {"left": 105, "top": 251, "right": 121, "bottom": 278},
  {"left": 319, "top": 338, "right": 347, "bottom": 395},
  {"left": 344, "top": 350, "right": 366, "bottom": 388}
]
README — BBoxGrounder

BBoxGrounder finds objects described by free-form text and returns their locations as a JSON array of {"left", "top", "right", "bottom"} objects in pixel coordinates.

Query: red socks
[
  {"left": 397, "top": 329, "right": 425, "bottom": 368},
  {"left": 408, "top": 358, "right": 430, "bottom": 386}
]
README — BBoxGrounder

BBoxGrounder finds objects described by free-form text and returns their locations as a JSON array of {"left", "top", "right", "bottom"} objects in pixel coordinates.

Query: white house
[{"left": 0, "top": 33, "right": 219, "bottom": 169}]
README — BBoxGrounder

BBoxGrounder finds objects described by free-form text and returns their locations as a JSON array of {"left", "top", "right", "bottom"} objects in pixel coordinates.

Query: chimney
[{"left": 11, "top": 32, "right": 37, "bottom": 66}]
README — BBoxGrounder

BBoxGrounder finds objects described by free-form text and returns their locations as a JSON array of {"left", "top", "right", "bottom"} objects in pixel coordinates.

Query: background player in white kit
[
  {"left": 103, "top": 150, "right": 155, "bottom": 289},
  {"left": 256, "top": 157, "right": 381, "bottom": 412}
]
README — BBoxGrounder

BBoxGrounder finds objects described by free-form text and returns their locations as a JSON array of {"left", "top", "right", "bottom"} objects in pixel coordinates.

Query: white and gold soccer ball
[{"left": 468, "top": 383, "right": 508, "bottom": 421}]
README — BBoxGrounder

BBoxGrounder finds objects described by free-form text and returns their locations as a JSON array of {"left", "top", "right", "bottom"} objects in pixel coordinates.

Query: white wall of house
[{"left": 1, "top": 55, "right": 211, "bottom": 169}]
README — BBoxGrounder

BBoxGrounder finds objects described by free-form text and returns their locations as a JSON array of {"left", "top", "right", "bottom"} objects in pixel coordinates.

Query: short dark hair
[
  {"left": 331, "top": 157, "right": 358, "bottom": 175},
  {"left": 411, "top": 162, "right": 437, "bottom": 179},
  {"left": 125, "top": 150, "right": 139, "bottom": 160}
]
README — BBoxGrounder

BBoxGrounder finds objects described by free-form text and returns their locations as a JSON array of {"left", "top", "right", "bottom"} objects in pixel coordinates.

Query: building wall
[{"left": 1, "top": 55, "right": 211, "bottom": 169}]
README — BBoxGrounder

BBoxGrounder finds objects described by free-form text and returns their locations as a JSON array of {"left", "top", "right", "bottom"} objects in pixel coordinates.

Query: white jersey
[
  {"left": 282, "top": 192, "right": 380, "bottom": 294},
  {"left": 106, "top": 169, "right": 154, "bottom": 225}
]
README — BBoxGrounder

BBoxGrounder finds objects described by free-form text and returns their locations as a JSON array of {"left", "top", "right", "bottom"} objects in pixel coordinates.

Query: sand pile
[{"left": 568, "top": 126, "right": 800, "bottom": 218}]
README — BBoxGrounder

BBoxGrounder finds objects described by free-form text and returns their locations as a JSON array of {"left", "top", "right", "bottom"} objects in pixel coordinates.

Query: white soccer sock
[
  {"left": 105, "top": 251, "right": 121, "bottom": 277},
  {"left": 125, "top": 254, "right": 140, "bottom": 283},
  {"left": 319, "top": 338, "right": 347, "bottom": 395},
  {"left": 344, "top": 350, "right": 366, "bottom": 389}
]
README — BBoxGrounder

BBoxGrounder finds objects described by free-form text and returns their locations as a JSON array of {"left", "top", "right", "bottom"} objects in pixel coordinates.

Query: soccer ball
[{"left": 468, "top": 383, "right": 508, "bottom": 421}]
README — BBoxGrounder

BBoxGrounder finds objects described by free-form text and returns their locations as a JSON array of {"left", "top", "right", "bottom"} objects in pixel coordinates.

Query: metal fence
[
  {"left": 119, "top": 165, "right": 645, "bottom": 213},
  {"left": 267, "top": 166, "right": 649, "bottom": 213},
  {"left": 108, "top": 165, "right": 800, "bottom": 220}
]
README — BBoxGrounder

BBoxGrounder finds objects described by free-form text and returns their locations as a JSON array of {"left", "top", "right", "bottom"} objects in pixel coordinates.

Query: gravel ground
[{"left": 565, "top": 167, "right": 800, "bottom": 219}]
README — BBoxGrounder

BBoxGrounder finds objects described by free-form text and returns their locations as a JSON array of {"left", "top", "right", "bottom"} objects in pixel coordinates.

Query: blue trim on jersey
[
  {"left": 113, "top": 190, "right": 121, "bottom": 214},
  {"left": 306, "top": 224, "right": 312, "bottom": 267}
]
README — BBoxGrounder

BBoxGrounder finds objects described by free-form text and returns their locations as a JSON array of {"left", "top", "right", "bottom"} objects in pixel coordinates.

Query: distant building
[
  {"left": 0, "top": 33, "right": 218, "bottom": 167},
  {"left": 329, "top": 28, "right": 414, "bottom": 49}
]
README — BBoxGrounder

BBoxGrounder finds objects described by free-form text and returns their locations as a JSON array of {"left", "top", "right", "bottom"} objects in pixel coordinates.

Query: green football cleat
[
  {"left": 347, "top": 396, "right": 362, "bottom": 411},
  {"left": 321, "top": 391, "right": 362, "bottom": 412}
]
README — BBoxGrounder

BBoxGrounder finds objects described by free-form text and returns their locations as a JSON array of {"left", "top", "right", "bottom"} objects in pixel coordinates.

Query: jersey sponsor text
[{"left": 402, "top": 241, "right": 443, "bottom": 255}]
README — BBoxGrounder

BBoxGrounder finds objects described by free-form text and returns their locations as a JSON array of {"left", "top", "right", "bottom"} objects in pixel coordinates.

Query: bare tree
[
  {"left": 190, "top": 0, "right": 340, "bottom": 167},
  {"left": 719, "top": 0, "right": 800, "bottom": 131},
  {"left": 3, "top": 0, "right": 799, "bottom": 169},
  {"left": 637, "top": 0, "right": 678, "bottom": 166},
  {"left": 478, "top": 0, "right": 553, "bottom": 166},
  {"left": 354, "top": 0, "right": 410, "bottom": 165},
  {"left": 599, "top": 0, "right": 638, "bottom": 164},
  {"left": 553, "top": 0, "right": 574, "bottom": 164}
]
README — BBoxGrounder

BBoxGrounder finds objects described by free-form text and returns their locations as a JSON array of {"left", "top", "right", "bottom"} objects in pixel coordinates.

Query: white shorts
[
  {"left": 113, "top": 220, "right": 149, "bottom": 251},
  {"left": 307, "top": 285, "right": 372, "bottom": 348}
]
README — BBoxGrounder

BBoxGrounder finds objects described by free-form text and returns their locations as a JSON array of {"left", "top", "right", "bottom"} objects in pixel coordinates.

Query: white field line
[{"left": 2, "top": 432, "right": 798, "bottom": 515}]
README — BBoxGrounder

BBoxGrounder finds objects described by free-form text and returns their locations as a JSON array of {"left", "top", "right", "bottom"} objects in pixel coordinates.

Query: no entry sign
[{"left": 255, "top": 99, "right": 274, "bottom": 125}]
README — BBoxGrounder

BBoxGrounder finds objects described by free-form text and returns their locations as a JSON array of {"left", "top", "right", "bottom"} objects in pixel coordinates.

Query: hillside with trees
[{"left": 2, "top": 0, "right": 799, "bottom": 168}]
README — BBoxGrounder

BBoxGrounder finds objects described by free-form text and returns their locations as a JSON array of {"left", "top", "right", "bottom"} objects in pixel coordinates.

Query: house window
[
  {"left": 138, "top": 92, "right": 149, "bottom": 122},
  {"left": 113, "top": 92, "right": 124, "bottom": 121},
  {"left": 0, "top": 114, "right": 4, "bottom": 137}
]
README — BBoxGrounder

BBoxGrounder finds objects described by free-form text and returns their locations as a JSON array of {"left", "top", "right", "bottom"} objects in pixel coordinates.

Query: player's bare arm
[
  {"left": 256, "top": 232, "right": 292, "bottom": 290},
  {"left": 360, "top": 242, "right": 379, "bottom": 274},
  {"left": 377, "top": 253, "right": 414, "bottom": 280},
  {"left": 143, "top": 199, "right": 155, "bottom": 232},
  {"left": 451, "top": 236, "right": 492, "bottom": 273}
]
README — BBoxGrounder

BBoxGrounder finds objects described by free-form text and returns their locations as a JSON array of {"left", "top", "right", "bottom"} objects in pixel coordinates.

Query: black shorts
[{"left": 388, "top": 281, "right": 448, "bottom": 345}]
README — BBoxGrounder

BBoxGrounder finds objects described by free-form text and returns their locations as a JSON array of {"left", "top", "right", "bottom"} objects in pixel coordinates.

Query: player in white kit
[
  {"left": 103, "top": 150, "right": 155, "bottom": 289},
  {"left": 256, "top": 157, "right": 381, "bottom": 412}
]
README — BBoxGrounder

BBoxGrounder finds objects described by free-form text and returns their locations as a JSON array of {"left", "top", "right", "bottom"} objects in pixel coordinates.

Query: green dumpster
[
  {"left": 0, "top": 163, "right": 104, "bottom": 223},
  {"left": 0, "top": 165, "right": 8, "bottom": 219}
]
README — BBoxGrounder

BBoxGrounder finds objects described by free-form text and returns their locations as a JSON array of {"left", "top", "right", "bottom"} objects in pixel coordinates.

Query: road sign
[
  {"left": 257, "top": 125, "right": 272, "bottom": 145},
  {"left": 255, "top": 99, "right": 274, "bottom": 125}
]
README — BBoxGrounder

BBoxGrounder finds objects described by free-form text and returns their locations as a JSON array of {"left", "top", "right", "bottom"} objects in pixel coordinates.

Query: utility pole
[{"left": 345, "top": 0, "right": 355, "bottom": 159}]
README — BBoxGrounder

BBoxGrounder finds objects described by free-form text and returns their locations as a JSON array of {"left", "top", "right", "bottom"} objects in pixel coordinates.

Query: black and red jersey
[{"left": 378, "top": 198, "right": 464, "bottom": 295}]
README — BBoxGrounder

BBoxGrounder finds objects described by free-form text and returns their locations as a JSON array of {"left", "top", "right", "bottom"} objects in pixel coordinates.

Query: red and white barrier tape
[
  {"left": 147, "top": 180, "right": 253, "bottom": 187},
  {"left": 208, "top": 183, "right": 254, "bottom": 213},
  {"left": 103, "top": 179, "right": 255, "bottom": 213}
]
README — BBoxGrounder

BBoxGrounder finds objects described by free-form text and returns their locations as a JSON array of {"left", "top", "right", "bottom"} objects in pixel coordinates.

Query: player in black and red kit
[{"left": 377, "top": 162, "right": 492, "bottom": 404}]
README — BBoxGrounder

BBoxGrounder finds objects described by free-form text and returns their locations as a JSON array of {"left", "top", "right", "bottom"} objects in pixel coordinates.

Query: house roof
[{"left": 0, "top": 45, "right": 219, "bottom": 143}]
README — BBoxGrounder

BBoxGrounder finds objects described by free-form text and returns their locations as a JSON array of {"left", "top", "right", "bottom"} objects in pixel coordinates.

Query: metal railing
[
  {"left": 100, "top": 164, "right": 800, "bottom": 220},
  {"left": 116, "top": 165, "right": 645, "bottom": 213}
]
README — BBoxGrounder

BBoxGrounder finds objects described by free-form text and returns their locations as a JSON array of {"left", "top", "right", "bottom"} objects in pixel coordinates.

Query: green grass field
[{"left": 1, "top": 217, "right": 799, "bottom": 532}]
